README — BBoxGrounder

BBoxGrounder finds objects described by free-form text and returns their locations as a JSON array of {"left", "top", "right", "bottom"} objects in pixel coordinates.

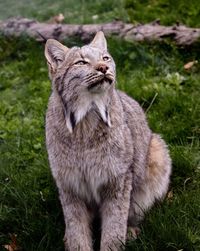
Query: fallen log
[{"left": 0, "top": 17, "right": 200, "bottom": 45}]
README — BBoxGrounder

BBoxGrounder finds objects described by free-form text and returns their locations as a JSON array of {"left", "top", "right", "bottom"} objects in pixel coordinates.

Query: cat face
[
  {"left": 45, "top": 32, "right": 116, "bottom": 95},
  {"left": 45, "top": 32, "right": 115, "bottom": 132}
]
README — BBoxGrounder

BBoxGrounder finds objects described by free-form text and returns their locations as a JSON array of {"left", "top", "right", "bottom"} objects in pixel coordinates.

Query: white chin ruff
[{"left": 66, "top": 88, "right": 111, "bottom": 132}]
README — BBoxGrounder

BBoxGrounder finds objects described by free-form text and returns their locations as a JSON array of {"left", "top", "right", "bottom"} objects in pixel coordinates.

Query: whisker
[{"left": 85, "top": 76, "right": 103, "bottom": 84}]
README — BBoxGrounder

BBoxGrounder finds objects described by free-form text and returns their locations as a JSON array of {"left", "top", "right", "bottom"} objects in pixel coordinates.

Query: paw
[{"left": 127, "top": 227, "right": 141, "bottom": 240}]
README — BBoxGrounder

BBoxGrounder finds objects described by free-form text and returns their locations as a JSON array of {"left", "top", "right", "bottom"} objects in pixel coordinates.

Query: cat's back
[
  {"left": 117, "top": 90, "right": 150, "bottom": 132},
  {"left": 116, "top": 90, "right": 152, "bottom": 170}
]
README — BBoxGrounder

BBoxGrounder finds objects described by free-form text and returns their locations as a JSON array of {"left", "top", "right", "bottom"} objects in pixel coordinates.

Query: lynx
[{"left": 45, "top": 31, "right": 171, "bottom": 251}]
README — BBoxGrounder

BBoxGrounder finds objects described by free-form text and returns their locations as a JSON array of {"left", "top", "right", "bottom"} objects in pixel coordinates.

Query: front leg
[
  {"left": 59, "top": 189, "right": 93, "bottom": 251},
  {"left": 100, "top": 172, "right": 132, "bottom": 251}
]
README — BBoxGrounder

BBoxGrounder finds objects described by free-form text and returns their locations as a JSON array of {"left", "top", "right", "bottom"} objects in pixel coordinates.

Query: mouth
[{"left": 88, "top": 76, "right": 113, "bottom": 90}]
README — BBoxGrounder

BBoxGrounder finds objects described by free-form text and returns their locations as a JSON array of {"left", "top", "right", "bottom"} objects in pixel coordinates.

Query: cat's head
[
  {"left": 45, "top": 31, "right": 115, "bottom": 94},
  {"left": 45, "top": 32, "right": 115, "bottom": 132}
]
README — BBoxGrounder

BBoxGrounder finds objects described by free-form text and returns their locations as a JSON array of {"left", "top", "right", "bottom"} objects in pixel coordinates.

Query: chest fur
[
  {"left": 46, "top": 94, "right": 133, "bottom": 203},
  {"left": 47, "top": 125, "right": 133, "bottom": 204}
]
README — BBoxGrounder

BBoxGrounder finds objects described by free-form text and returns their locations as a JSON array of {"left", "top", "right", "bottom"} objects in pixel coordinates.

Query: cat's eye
[
  {"left": 103, "top": 56, "right": 110, "bottom": 61},
  {"left": 74, "top": 60, "right": 88, "bottom": 65}
]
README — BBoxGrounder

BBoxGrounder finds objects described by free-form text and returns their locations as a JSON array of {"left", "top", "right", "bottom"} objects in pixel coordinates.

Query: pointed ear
[
  {"left": 45, "top": 39, "right": 69, "bottom": 77},
  {"left": 90, "top": 31, "right": 107, "bottom": 51}
]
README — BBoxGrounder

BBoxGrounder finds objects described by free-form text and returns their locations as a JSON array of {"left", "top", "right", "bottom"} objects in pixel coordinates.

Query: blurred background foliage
[
  {"left": 0, "top": 1, "right": 200, "bottom": 251},
  {"left": 0, "top": 0, "right": 199, "bottom": 26}
]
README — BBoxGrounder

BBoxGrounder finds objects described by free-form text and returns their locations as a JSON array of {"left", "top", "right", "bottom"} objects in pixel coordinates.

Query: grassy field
[{"left": 0, "top": 1, "right": 200, "bottom": 251}]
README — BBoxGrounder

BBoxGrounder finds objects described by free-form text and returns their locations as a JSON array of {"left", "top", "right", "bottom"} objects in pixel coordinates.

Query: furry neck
[{"left": 62, "top": 89, "right": 112, "bottom": 133}]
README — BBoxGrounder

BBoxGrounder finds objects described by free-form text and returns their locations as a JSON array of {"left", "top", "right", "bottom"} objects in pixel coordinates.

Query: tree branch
[{"left": 0, "top": 17, "right": 199, "bottom": 45}]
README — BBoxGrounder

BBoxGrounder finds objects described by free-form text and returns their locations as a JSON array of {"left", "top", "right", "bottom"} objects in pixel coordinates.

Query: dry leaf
[
  {"left": 48, "top": 13, "right": 65, "bottom": 24},
  {"left": 4, "top": 245, "right": 15, "bottom": 251},
  {"left": 167, "top": 190, "right": 173, "bottom": 202},
  {"left": 184, "top": 60, "right": 198, "bottom": 70},
  {"left": 92, "top": 15, "right": 99, "bottom": 20},
  {"left": 127, "top": 226, "right": 141, "bottom": 240},
  {"left": 3, "top": 234, "right": 20, "bottom": 251}
]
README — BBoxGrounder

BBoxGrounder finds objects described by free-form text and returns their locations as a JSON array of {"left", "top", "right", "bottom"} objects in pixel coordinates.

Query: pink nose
[{"left": 96, "top": 64, "right": 108, "bottom": 74}]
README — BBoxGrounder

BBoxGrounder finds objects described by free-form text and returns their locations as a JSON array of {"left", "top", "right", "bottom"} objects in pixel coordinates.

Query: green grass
[
  {"left": 125, "top": 0, "right": 200, "bottom": 27},
  {"left": 0, "top": 0, "right": 199, "bottom": 26},
  {"left": 0, "top": 0, "right": 126, "bottom": 24},
  {"left": 0, "top": 1, "right": 200, "bottom": 251},
  {"left": 0, "top": 35, "right": 199, "bottom": 251}
]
